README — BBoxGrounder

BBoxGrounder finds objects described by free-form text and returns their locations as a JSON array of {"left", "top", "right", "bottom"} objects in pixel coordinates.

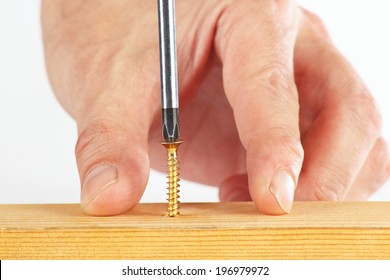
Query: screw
[{"left": 161, "top": 140, "right": 183, "bottom": 217}]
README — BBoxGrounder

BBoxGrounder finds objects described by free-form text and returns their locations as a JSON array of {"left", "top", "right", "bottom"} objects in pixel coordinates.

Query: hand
[{"left": 42, "top": 0, "right": 390, "bottom": 216}]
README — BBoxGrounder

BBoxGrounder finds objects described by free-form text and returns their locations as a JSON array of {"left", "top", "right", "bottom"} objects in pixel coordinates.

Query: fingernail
[
  {"left": 81, "top": 165, "right": 118, "bottom": 207},
  {"left": 269, "top": 170, "right": 295, "bottom": 213}
]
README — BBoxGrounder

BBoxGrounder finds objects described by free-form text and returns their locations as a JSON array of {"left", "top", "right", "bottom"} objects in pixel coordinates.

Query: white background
[
  {"left": 2, "top": 260, "right": 390, "bottom": 280},
  {"left": 0, "top": 0, "right": 389, "bottom": 204}
]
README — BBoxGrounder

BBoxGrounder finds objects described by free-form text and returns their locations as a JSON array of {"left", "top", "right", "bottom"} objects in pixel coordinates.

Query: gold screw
[{"left": 161, "top": 140, "right": 183, "bottom": 217}]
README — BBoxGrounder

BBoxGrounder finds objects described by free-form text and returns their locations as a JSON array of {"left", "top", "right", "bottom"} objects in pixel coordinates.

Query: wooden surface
[{"left": 1, "top": 202, "right": 390, "bottom": 259}]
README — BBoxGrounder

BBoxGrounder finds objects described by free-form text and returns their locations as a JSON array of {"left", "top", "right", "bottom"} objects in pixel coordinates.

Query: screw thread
[
  {"left": 161, "top": 140, "right": 183, "bottom": 217},
  {"left": 166, "top": 152, "right": 180, "bottom": 217}
]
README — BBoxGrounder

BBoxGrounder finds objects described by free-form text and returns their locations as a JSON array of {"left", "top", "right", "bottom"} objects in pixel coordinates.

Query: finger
[
  {"left": 215, "top": 1, "right": 303, "bottom": 214},
  {"left": 75, "top": 75, "right": 158, "bottom": 216},
  {"left": 219, "top": 174, "right": 251, "bottom": 202},
  {"left": 345, "top": 137, "right": 390, "bottom": 200},
  {"left": 294, "top": 10, "right": 383, "bottom": 201},
  {"left": 42, "top": 0, "right": 160, "bottom": 216}
]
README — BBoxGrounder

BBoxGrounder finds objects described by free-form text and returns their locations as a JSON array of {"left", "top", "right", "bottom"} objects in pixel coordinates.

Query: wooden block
[{"left": 1, "top": 202, "right": 390, "bottom": 259}]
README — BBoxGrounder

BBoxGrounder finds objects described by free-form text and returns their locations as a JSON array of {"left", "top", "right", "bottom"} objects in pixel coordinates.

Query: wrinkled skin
[{"left": 42, "top": 0, "right": 390, "bottom": 216}]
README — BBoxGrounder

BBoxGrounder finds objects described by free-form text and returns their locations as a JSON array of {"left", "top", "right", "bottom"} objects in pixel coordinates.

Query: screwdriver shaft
[{"left": 157, "top": 0, "right": 180, "bottom": 142}]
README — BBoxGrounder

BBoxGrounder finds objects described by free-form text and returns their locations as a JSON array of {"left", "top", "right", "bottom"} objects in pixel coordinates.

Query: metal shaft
[{"left": 158, "top": 0, "right": 180, "bottom": 142}]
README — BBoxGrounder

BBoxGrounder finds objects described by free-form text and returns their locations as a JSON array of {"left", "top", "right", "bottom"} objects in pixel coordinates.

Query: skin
[{"left": 41, "top": 0, "right": 390, "bottom": 216}]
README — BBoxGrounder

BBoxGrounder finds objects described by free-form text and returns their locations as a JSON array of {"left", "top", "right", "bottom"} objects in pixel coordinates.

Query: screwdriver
[
  {"left": 157, "top": 0, "right": 182, "bottom": 217},
  {"left": 158, "top": 0, "right": 179, "bottom": 142}
]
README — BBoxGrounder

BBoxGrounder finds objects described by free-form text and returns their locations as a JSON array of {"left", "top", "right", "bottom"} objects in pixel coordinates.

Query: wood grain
[{"left": 1, "top": 202, "right": 390, "bottom": 259}]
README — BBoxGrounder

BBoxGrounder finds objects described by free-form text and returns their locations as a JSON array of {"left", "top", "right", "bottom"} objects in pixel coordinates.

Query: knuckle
[
  {"left": 248, "top": 127, "right": 303, "bottom": 171},
  {"left": 228, "top": 63, "right": 298, "bottom": 128},
  {"left": 239, "top": 63, "right": 297, "bottom": 105},
  {"left": 312, "top": 163, "right": 351, "bottom": 201},
  {"left": 258, "top": 63, "right": 295, "bottom": 95},
  {"left": 314, "top": 187, "right": 338, "bottom": 201},
  {"left": 366, "top": 98, "right": 383, "bottom": 133},
  {"left": 75, "top": 119, "right": 128, "bottom": 173},
  {"left": 342, "top": 89, "right": 382, "bottom": 141},
  {"left": 300, "top": 8, "right": 330, "bottom": 38},
  {"left": 356, "top": 93, "right": 383, "bottom": 133},
  {"left": 314, "top": 185, "right": 344, "bottom": 201},
  {"left": 216, "top": 0, "right": 295, "bottom": 58},
  {"left": 266, "top": 126, "right": 303, "bottom": 158},
  {"left": 301, "top": 9, "right": 324, "bottom": 28}
]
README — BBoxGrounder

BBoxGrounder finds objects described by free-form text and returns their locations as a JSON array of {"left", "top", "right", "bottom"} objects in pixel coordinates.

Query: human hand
[{"left": 42, "top": 0, "right": 389, "bottom": 216}]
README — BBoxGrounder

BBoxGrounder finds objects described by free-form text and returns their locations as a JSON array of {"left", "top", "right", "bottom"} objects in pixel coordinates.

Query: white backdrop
[{"left": 0, "top": 0, "right": 389, "bottom": 204}]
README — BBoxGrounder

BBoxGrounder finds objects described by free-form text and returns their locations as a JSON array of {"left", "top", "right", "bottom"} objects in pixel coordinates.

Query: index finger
[{"left": 214, "top": 0, "right": 303, "bottom": 214}]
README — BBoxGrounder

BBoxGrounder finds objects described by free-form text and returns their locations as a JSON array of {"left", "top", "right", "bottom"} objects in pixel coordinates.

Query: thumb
[{"left": 75, "top": 101, "right": 151, "bottom": 216}]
